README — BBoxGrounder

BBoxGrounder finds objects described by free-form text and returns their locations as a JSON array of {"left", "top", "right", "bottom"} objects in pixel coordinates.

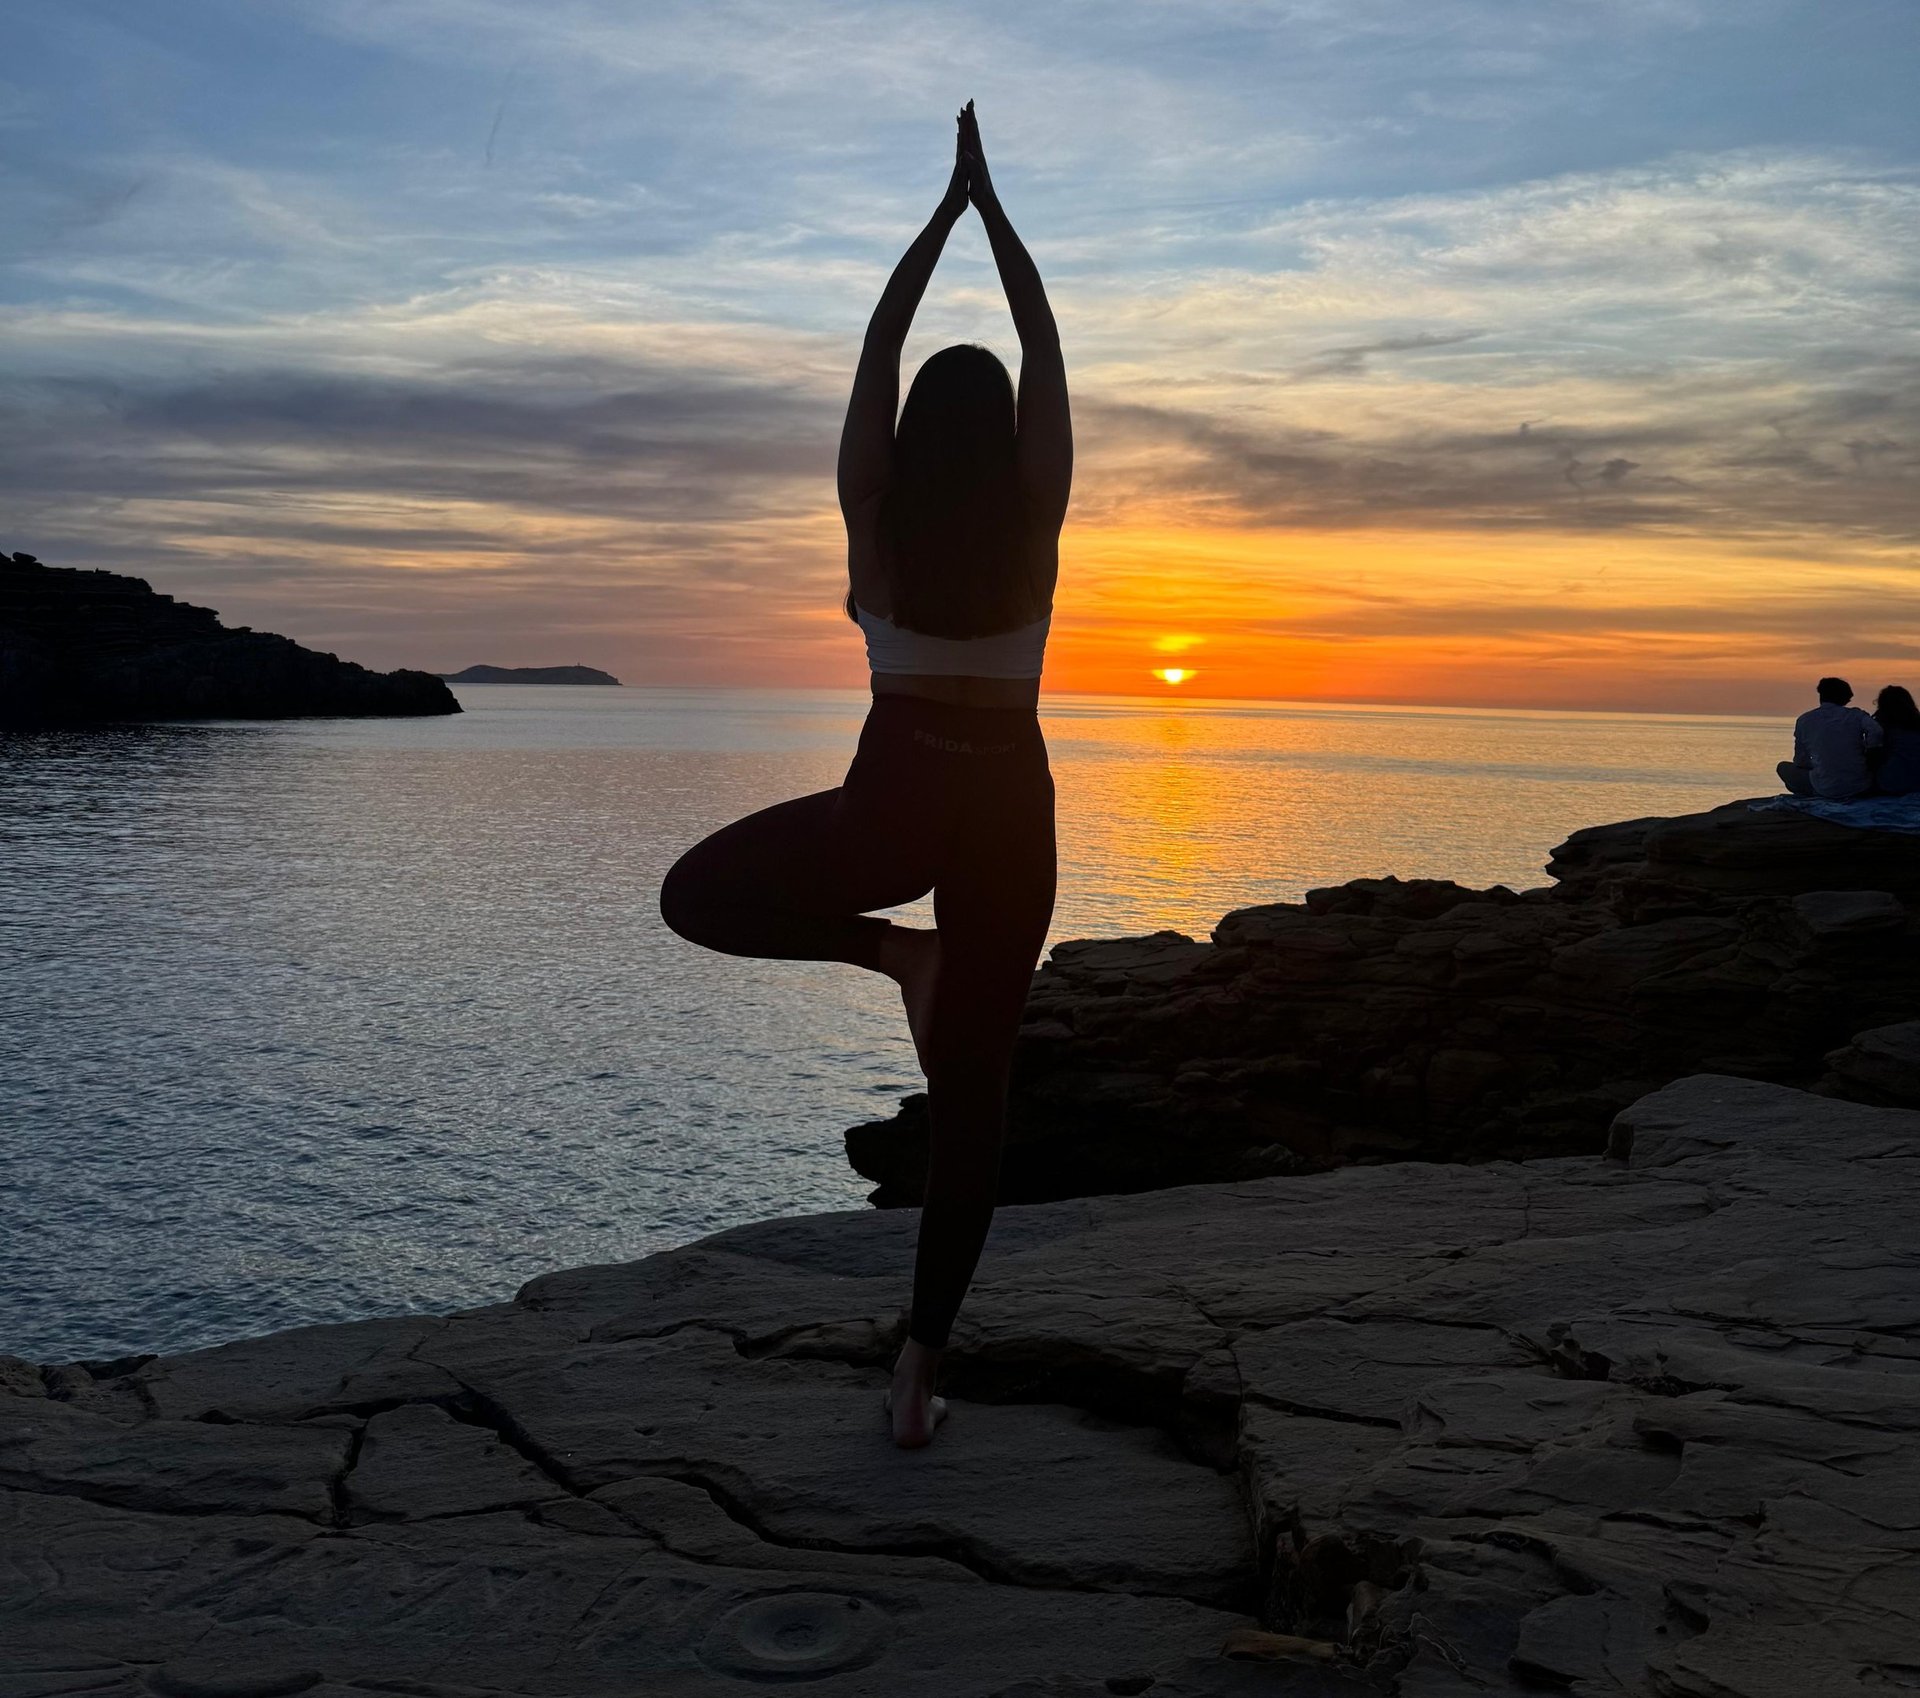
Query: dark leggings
[{"left": 658, "top": 692, "right": 1057, "bottom": 1350}]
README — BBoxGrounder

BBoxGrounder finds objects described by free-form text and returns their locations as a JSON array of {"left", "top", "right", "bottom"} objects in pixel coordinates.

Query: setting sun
[{"left": 1153, "top": 667, "right": 1195, "bottom": 686}]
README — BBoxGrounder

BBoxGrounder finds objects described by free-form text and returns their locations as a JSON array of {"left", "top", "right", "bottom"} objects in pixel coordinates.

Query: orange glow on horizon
[
  {"left": 199, "top": 483, "right": 1920, "bottom": 720},
  {"left": 1019, "top": 519, "right": 1919, "bottom": 717}
]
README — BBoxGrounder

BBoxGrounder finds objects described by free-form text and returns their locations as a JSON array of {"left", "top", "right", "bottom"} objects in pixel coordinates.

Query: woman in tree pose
[{"left": 660, "top": 102, "right": 1069, "bottom": 1448}]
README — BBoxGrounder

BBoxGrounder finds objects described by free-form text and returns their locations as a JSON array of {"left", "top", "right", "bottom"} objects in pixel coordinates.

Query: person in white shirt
[{"left": 1777, "top": 676, "right": 1883, "bottom": 800}]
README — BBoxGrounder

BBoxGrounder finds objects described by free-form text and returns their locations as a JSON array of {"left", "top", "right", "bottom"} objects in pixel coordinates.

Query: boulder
[
  {"left": 848, "top": 801, "right": 1920, "bottom": 1206},
  {"left": 5, "top": 1076, "right": 1916, "bottom": 1691},
  {"left": 1550, "top": 799, "right": 1920, "bottom": 910},
  {"left": 1820, "top": 1019, "right": 1920, "bottom": 1109}
]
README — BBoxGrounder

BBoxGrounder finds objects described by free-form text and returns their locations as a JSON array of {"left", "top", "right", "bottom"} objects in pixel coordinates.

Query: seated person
[
  {"left": 1777, "top": 676, "right": 1882, "bottom": 799},
  {"left": 1872, "top": 684, "right": 1920, "bottom": 796}
]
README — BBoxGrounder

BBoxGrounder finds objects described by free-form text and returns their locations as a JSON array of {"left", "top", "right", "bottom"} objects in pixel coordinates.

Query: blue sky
[{"left": 5, "top": 1, "right": 1917, "bottom": 706}]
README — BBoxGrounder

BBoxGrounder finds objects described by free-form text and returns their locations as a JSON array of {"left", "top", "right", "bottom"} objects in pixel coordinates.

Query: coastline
[{"left": 1, "top": 552, "right": 458, "bottom": 725}]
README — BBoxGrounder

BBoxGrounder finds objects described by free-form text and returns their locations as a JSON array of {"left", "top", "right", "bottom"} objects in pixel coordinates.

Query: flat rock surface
[{"left": 5, "top": 1076, "right": 1917, "bottom": 1694}]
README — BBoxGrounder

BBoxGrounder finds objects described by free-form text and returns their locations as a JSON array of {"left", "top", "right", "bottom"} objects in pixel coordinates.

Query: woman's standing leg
[{"left": 889, "top": 755, "right": 1056, "bottom": 1444}]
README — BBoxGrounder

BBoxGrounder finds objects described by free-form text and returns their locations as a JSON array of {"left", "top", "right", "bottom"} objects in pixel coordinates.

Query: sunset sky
[{"left": 5, "top": 1, "right": 1917, "bottom": 711}]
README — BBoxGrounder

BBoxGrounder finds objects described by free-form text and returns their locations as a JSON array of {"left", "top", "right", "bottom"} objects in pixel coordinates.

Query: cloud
[
  {"left": 4, "top": 3, "right": 1918, "bottom": 701},
  {"left": 10, "top": 150, "right": 1918, "bottom": 566},
  {"left": 7, "top": 141, "right": 1917, "bottom": 694},
  {"left": 1234, "top": 587, "right": 1920, "bottom": 646},
  {"left": 1037, "top": 150, "right": 1920, "bottom": 552},
  {"left": 1077, "top": 362, "right": 1920, "bottom": 544},
  {"left": 0, "top": 349, "right": 848, "bottom": 599},
  {"left": 1288, "top": 330, "right": 1485, "bottom": 381}
]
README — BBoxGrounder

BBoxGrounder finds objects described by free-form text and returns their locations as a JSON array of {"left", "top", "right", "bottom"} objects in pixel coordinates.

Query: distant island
[
  {"left": 439, "top": 664, "right": 622, "bottom": 685},
  {"left": 0, "top": 550, "right": 458, "bottom": 725}
]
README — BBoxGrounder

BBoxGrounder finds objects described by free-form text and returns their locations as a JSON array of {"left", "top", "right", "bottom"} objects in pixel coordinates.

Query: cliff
[
  {"left": 4, "top": 1075, "right": 1914, "bottom": 1691},
  {"left": 441, "top": 664, "right": 622, "bottom": 685},
  {"left": 0, "top": 551, "right": 458, "bottom": 724},
  {"left": 849, "top": 799, "right": 1920, "bottom": 1207}
]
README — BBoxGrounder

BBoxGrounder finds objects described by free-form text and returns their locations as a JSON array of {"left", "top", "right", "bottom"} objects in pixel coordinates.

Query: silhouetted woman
[
  {"left": 1872, "top": 685, "right": 1920, "bottom": 795},
  {"left": 660, "top": 103, "right": 1069, "bottom": 1448}
]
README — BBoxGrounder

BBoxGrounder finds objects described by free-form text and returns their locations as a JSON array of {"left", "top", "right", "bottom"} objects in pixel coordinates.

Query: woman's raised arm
[
  {"left": 836, "top": 121, "right": 969, "bottom": 518},
  {"left": 962, "top": 103, "right": 1072, "bottom": 531}
]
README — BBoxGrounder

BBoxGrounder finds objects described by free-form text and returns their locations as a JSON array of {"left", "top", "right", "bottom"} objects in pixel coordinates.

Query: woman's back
[{"left": 1877, "top": 725, "right": 1920, "bottom": 795}]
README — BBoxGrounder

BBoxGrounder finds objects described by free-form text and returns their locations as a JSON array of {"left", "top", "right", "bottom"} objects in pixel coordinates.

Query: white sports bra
[{"left": 855, "top": 604, "right": 1051, "bottom": 680}]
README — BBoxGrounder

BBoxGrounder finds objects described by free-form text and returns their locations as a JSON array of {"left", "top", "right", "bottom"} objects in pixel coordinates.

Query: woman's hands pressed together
[
  {"left": 843, "top": 96, "right": 1066, "bottom": 527},
  {"left": 939, "top": 109, "right": 970, "bottom": 223},
  {"left": 958, "top": 99, "right": 998, "bottom": 213}
]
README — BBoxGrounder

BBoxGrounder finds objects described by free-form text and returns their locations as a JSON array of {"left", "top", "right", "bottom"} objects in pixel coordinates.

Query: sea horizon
[{"left": 452, "top": 679, "right": 1794, "bottom": 727}]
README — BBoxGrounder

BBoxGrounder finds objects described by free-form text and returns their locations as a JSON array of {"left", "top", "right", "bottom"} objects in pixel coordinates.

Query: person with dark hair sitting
[
  {"left": 1777, "top": 677, "right": 1883, "bottom": 799},
  {"left": 1871, "top": 684, "right": 1920, "bottom": 796}
]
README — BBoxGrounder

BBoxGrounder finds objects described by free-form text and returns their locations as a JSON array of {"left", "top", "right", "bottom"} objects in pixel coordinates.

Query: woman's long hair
[
  {"left": 849, "top": 344, "right": 1043, "bottom": 637},
  {"left": 1875, "top": 684, "right": 1920, "bottom": 733}
]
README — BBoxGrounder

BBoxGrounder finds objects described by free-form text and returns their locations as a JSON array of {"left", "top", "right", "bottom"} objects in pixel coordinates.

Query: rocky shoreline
[
  {"left": 0, "top": 551, "right": 458, "bottom": 724},
  {"left": 848, "top": 798, "right": 1920, "bottom": 1206},
  {"left": 4, "top": 1073, "right": 1916, "bottom": 1692}
]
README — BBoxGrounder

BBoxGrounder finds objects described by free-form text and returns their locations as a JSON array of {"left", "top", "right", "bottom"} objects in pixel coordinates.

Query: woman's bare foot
[
  {"left": 876, "top": 924, "right": 940, "bottom": 1077},
  {"left": 885, "top": 1337, "right": 947, "bottom": 1448}
]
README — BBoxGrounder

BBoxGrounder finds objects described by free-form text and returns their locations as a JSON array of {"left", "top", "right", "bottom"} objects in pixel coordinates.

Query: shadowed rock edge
[{"left": 848, "top": 799, "right": 1920, "bottom": 1206}]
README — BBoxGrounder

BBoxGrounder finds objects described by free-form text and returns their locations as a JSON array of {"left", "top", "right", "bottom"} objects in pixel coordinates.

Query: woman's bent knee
[{"left": 658, "top": 848, "right": 714, "bottom": 945}]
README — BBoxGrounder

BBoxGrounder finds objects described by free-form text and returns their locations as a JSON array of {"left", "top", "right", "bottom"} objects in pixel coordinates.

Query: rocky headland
[
  {"left": 0, "top": 551, "right": 458, "bottom": 724},
  {"left": 4, "top": 1073, "right": 1916, "bottom": 1693},
  {"left": 441, "top": 664, "right": 622, "bottom": 685},
  {"left": 848, "top": 800, "right": 1920, "bottom": 1207}
]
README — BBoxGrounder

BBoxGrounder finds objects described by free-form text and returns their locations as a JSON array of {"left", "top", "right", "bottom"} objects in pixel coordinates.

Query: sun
[{"left": 1152, "top": 635, "right": 1201, "bottom": 686}]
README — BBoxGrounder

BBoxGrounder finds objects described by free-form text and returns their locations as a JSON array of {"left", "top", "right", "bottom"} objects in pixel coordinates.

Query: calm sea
[{"left": 1, "top": 686, "right": 1780, "bottom": 1362}]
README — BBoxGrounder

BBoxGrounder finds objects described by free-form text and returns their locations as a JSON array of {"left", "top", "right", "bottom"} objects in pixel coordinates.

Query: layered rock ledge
[
  {"left": 849, "top": 800, "right": 1920, "bottom": 1206},
  {"left": 0, "top": 550, "right": 458, "bottom": 724},
  {"left": 5, "top": 1075, "right": 1917, "bottom": 1694}
]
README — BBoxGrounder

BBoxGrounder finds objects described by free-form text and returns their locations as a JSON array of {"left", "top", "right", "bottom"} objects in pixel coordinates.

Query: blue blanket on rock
[{"left": 1748, "top": 794, "right": 1920, "bottom": 834}]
